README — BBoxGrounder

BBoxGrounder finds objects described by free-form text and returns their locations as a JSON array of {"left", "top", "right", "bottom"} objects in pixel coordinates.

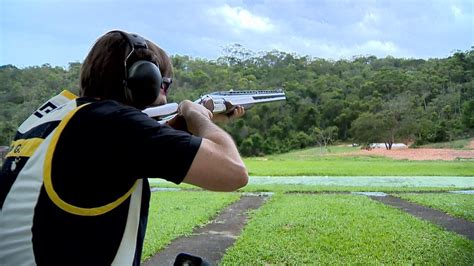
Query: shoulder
[
  {"left": 77, "top": 98, "right": 138, "bottom": 116},
  {"left": 76, "top": 98, "right": 155, "bottom": 126}
]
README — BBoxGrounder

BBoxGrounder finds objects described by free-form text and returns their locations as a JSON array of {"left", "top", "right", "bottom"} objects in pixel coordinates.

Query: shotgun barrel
[{"left": 142, "top": 88, "right": 286, "bottom": 122}]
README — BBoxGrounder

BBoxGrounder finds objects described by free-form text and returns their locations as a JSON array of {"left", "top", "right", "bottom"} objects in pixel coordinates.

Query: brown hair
[{"left": 80, "top": 30, "right": 173, "bottom": 105}]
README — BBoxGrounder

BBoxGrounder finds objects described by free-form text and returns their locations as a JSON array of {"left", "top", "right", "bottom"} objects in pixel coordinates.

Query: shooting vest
[{"left": 0, "top": 91, "right": 143, "bottom": 265}]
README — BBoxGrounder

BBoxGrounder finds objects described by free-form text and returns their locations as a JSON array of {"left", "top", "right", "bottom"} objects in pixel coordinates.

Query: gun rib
[{"left": 208, "top": 89, "right": 284, "bottom": 96}]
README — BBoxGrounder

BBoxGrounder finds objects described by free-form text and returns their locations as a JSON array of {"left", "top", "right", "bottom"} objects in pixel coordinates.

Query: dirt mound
[{"left": 350, "top": 148, "right": 474, "bottom": 161}]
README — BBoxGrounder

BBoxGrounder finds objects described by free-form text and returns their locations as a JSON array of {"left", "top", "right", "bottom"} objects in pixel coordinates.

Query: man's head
[{"left": 80, "top": 30, "right": 173, "bottom": 109}]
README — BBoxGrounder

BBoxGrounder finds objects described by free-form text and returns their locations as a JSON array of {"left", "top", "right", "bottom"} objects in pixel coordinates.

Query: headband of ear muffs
[{"left": 118, "top": 31, "right": 163, "bottom": 109}]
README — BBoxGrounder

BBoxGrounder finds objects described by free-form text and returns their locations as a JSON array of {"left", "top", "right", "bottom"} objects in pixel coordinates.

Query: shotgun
[{"left": 142, "top": 89, "right": 286, "bottom": 122}]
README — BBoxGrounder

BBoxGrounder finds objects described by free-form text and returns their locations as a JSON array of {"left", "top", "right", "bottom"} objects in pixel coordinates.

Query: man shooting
[{"left": 0, "top": 30, "right": 248, "bottom": 265}]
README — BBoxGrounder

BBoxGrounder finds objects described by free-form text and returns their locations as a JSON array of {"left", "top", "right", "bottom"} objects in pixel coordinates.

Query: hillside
[{"left": 1, "top": 48, "right": 473, "bottom": 156}]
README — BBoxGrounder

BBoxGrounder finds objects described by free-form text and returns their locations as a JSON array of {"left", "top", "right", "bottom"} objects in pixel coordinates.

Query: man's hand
[
  {"left": 178, "top": 100, "right": 213, "bottom": 120},
  {"left": 177, "top": 100, "right": 214, "bottom": 135},
  {"left": 167, "top": 101, "right": 246, "bottom": 133},
  {"left": 212, "top": 106, "right": 245, "bottom": 123},
  {"left": 166, "top": 115, "right": 188, "bottom": 131}
]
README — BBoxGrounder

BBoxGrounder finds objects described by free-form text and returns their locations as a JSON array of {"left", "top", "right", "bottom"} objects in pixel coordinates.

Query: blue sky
[{"left": 1, "top": 0, "right": 472, "bottom": 68}]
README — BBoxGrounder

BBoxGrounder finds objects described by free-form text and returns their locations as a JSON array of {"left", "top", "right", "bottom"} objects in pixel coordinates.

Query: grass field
[
  {"left": 274, "top": 145, "right": 361, "bottom": 158},
  {"left": 142, "top": 191, "right": 240, "bottom": 261},
  {"left": 149, "top": 179, "right": 474, "bottom": 193},
  {"left": 242, "top": 143, "right": 474, "bottom": 176},
  {"left": 142, "top": 143, "right": 473, "bottom": 263},
  {"left": 221, "top": 194, "right": 474, "bottom": 265},
  {"left": 396, "top": 193, "right": 474, "bottom": 222},
  {"left": 241, "top": 184, "right": 474, "bottom": 193},
  {"left": 244, "top": 156, "right": 474, "bottom": 176},
  {"left": 142, "top": 188, "right": 474, "bottom": 264},
  {"left": 418, "top": 138, "right": 473, "bottom": 149}
]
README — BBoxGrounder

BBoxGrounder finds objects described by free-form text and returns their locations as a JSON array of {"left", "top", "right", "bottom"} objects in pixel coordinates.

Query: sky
[{"left": 0, "top": 0, "right": 473, "bottom": 68}]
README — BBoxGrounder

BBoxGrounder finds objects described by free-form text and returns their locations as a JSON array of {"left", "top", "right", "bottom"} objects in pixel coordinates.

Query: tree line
[{"left": 0, "top": 46, "right": 472, "bottom": 156}]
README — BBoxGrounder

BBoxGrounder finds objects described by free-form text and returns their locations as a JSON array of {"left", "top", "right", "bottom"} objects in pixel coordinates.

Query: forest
[{"left": 0, "top": 46, "right": 473, "bottom": 156}]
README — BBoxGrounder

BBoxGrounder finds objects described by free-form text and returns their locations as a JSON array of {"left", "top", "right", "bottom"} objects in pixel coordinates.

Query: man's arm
[{"left": 178, "top": 100, "right": 248, "bottom": 192}]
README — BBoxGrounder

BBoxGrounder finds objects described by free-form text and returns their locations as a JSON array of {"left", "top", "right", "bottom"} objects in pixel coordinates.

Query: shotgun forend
[
  {"left": 195, "top": 88, "right": 286, "bottom": 114},
  {"left": 142, "top": 89, "right": 286, "bottom": 121}
]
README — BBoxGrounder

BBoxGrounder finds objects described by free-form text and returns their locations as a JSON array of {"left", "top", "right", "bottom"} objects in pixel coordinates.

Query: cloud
[
  {"left": 265, "top": 35, "right": 404, "bottom": 59},
  {"left": 208, "top": 4, "right": 274, "bottom": 33},
  {"left": 2, "top": 0, "right": 470, "bottom": 67},
  {"left": 451, "top": 5, "right": 463, "bottom": 19},
  {"left": 356, "top": 10, "right": 380, "bottom": 35},
  {"left": 359, "top": 40, "right": 399, "bottom": 55}
]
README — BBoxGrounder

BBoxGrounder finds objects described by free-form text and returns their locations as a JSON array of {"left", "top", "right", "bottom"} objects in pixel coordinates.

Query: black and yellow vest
[{"left": 0, "top": 91, "right": 143, "bottom": 265}]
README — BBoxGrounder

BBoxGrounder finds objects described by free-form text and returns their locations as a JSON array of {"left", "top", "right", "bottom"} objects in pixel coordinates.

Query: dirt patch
[
  {"left": 370, "top": 195, "right": 474, "bottom": 241},
  {"left": 344, "top": 148, "right": 474, "bottom": 161}
]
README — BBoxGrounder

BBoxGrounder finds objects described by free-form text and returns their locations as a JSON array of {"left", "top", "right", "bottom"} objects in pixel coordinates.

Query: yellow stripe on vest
[
  {"left": 60, "top": 89, "right": 78, "bottom": 100},
  {"left": 44, "top": 103, "right": 138, "bottom": 216},
  {"left": 6, "top": 138, "right": 44, "bottom": 158}
]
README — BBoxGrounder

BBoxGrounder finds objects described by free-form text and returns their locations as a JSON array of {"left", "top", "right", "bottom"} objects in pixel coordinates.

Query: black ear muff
[
  {"left": 116, "top": 30, "right": 163, "bottom": 109},
  {"left": 127, "top": 60, "right": 162, "bottom": 109}
]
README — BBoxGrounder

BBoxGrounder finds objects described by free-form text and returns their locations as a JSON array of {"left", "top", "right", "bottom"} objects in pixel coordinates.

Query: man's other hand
[{"left": 212, "top": 106, "right": 245, "bottom": 123}]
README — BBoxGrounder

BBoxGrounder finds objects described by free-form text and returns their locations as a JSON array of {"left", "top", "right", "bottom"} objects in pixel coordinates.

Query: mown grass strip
[
  {"left": 396, "top": 193, "right": 474, "bottom": 222},
  {"left": 241, "top": 184, "right": 474, "bottom": 193},
  {"left": 418, "top": 138, "right": 473, "bottom": 149},
  {"left": 149, "top": 181, "right": 473, "bottom": 194},
  {"left": 221, "top": 194, "right": 474, "bottom": 265},
  {"left": 244, "top": 157, "right": 474, "bottom": 176},
  {"left": 272, "top": 145, "right": 361, "bottom": 158},
  {"left": 142, "top": 191, "right": 240, "bottom": 261}
]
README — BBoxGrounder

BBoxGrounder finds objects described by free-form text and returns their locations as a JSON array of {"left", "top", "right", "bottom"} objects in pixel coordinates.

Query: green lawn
[
  {"left": 244, "top": 156, "right": 474, "bottom": 176},
  {"left": 242, "top": 144, "right": 474, "bottom": 176},
  {"left": 142, "top": 145, "right": 473, "bottom": 263},
  {"left": 273, "top": 145, "right": 361, "bottom": 159},
  {"left": 149, "top": 180, "right": 474, "bottom": 194},
  {"left": 221, "top": 194, "right": 474, "bottom": 265},
  {"left": 241, "top": 184, "right": 473, "bottom": 193},
  {"left": 396, "top": 193, "right": 474, "bottom": 222},
  {"left": 142, "top": 191, "right": 240, "bottom": 261},
  {"left": 418, "top": 138, "right": 473, "bottom": 149}
]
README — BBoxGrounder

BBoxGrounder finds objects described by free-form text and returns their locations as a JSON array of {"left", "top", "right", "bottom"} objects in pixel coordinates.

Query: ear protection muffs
[{"left": 119, "top": 31, "right": 163, "bottom": 109}]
